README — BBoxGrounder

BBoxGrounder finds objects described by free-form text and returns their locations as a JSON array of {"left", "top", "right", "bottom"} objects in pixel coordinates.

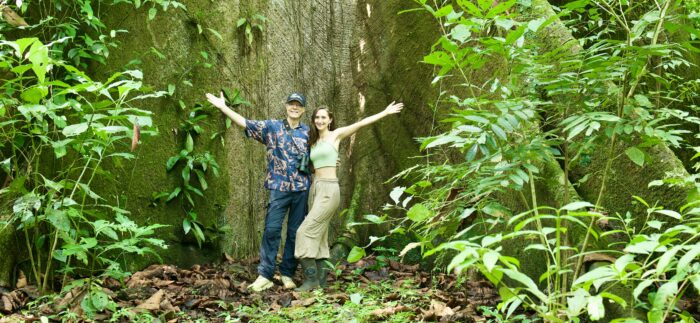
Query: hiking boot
[
  {"left": 316, "top": 259, "right": 330, "bottom": 288},
  {"left": 295, "top": 258, "right": 319, "bottom": 292},
  {"left": 281, "top": 276, "right": 297, "bottom": 289},
  {"left": 249, "top": 275, "right": 273, "bottom": 292}
]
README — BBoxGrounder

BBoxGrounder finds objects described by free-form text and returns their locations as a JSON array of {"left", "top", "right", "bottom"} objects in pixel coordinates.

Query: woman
[{"left": 294, "top": 101, "right": 404, "bottom": 291}]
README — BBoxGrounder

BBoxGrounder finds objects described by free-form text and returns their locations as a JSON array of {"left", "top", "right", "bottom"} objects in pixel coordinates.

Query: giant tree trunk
[{"left": 83, "top": 0, "right": 437, "bottom": 268}]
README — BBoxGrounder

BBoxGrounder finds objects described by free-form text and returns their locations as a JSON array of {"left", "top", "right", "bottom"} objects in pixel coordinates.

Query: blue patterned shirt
[{"left": 245, "top": 119, "right": 311, "bottom": 192}]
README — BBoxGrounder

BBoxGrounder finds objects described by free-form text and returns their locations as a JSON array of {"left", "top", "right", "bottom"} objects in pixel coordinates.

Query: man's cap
[{"left": 286, "top": 92, "right": 307, "bottom": 107}]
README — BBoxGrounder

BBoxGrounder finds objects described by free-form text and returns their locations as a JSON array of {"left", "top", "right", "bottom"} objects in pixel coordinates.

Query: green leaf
[
  {"left": 501, "top": 268, "right": 546, "bottom": 302},
  {"left": 656, "top": 245, "right": 681, "bottom": 276},
  {"left": 654, "top": 209, "right": 681, "bottom": 220},
  {"left": 587, "top": 295, "right": 605, "bottom": 320},
  {"left": 527, "top": 18, "right": 546, "bottom": 32},
  {"left": 677, "top": 244, "right": 700, "bottom": 272},
  {"left": 633, "top": 280, "right": 654, "bottom": 300},
  {"left": 20, "top": 86, "right": 48, "bottom": 104},
  {"left": 183, "top": 218, "right": 191, "bottom": 235},
  {"left": 407, "top": 203, "right": 432, "bottom": 222},
  {"left": 62, "top": 123, "right": 89, "bottom": 137},
  {"left": 567, "top": 288, "right": 588, "bottom": 316},
  {"left": 51, "top": 139, "right": 72, "bottom": 159},
  {"left": 389, "top": 186, "right": 405, "bottom": 204},
  {"left": 561, "top": 201, "right": 594, "bottom": 211},
  {"left": 483, "top": 250, "right": 499, "bottom": 272},
  {"left": 166, "top": 187, "right": 181, "bottom": 202},
  {"left": 148, "top": 8, "right": 157, "bottom": 20},
  {"left": 634, "top": 94, "right": 654, "bottom": 108},
  {"left": 363, "top": 214, "right": 385, "bottom": 224},
  {"left": 206, "top": 28, "right": 224, "bottom": 41},
  {"left": 433, "top": 4, "right": 453, "bottom": 17},
  {"left": 236, "top": 18, "right": 247, "bottom": 28},
  {"left": 490, "top": 124, "right": 507, "bottom": 140},
  {"left": 450, "top": 24, "right": 471, "bottom": 43},
  {"left": 625, "top": 147, "right": 645, "bottom": 167},
  {"left": 649, "top": 281, "right": 678, "bottom": 322},
  {"left": 347, "top": 246, "right": 365, "bottom": 263},
  {"left": 166, "top": 156, "right": 180, "bottom": 171},
  {"left": 185, "top": 133, "right": 194, "bottom": 152},
  {"left": 90, "top": 289, "right": 111, "bottom": 311},
  {"left": 349, "top": 293, "right": 363, "bottom": 305},
  {"left": 482, "top": 202, "right": 510, "bottom": 218}
]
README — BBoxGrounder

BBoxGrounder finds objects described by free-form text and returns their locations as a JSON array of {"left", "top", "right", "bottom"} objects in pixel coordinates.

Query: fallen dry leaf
[
  {"left": 370, "top": 305, "right": 411, "bottom": 318},
  {"left": 430, "top": 299, "right": 455, "bottom": 317},
  {"left": 15, "top": 271, "right": 26, "bottom": 289},
  {"left": 290, "top": 297, "right": 316, "bottom": 307},
  {"left": 136, "top": 289, "right": 164, "bottom": 311},
  {"left": 130, "top": 122, "right": 140, "bottom": 151}
]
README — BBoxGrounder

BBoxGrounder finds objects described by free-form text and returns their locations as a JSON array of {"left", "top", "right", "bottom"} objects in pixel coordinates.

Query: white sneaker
[
  {"left": 248, "top": 275, "right": 273, "bottom": 292},
  {"left": 281, "top": 276, "right": 297, "bottom": 289}
]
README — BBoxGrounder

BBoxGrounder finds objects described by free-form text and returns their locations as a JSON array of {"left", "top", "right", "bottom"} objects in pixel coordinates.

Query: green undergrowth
[{"left": 234, "top": 282, "right": 422, "bottom": 322}]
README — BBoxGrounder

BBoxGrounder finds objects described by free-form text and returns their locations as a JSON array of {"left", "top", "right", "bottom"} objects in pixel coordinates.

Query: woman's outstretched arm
[
  {"left": 334, "top": 101, "right": 404, "bottom": 141},
  {"left": 206, "top": 92, "right": 247, "bottom": 128}
]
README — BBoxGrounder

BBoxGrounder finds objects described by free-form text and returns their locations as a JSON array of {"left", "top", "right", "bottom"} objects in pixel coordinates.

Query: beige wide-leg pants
[{"left": 295, "top": 179, "right": 340, "bottom": 259}]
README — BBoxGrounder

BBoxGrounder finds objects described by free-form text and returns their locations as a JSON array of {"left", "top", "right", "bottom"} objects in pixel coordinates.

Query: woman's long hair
[{"left": 308, "top": 106, "right": 335, "bottom": 148}]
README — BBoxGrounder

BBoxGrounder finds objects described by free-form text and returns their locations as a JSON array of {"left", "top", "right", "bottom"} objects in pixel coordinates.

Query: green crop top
[{"left": 310, "top": 140, "right": 338, "bottom": 168}]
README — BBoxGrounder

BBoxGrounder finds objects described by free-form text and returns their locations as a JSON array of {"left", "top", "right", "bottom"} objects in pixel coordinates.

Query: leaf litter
[{"left": 0, "top": 255, "right": 513, "bottom": 322}]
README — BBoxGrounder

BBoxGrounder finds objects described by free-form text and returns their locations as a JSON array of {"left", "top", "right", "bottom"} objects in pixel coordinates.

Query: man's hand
[
  {"left": 205, "top": 91, "right": 247, "bottom": 128},
  {"left": 206, "top": 92, "right": 228, "bottom": 110}
]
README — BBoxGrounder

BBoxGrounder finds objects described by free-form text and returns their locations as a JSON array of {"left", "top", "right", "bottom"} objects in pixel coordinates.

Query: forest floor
[{"left": 0, "top": 255, "right": 503, "bottom": 322}]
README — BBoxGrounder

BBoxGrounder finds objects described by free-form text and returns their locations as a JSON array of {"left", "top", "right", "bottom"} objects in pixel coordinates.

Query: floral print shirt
[{"left": 245, "top": 119, "right": 311, "bottom": 192}]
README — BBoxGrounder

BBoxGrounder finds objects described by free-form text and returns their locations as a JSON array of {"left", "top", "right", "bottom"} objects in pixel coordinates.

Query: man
[{"left": 206, "top": 91, "right": 310, "bottom": 292}]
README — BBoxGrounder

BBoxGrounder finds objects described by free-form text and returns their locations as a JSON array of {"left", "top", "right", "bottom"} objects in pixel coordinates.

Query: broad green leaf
[
  {"left": 166, "top": 156, "right": 180, "bottom": 171},
  {"left": 347, "top": 246, "right": 365, "bottom": 263},
  {"left": 363, "top": 214, "right": 385, "bottom": 224},
  {"left": 633, "top": 279, "right": 654, "bottom": 300},
  {"left": 654, "top": 209, "right": 681, "bottom": 220},
  {"left": 46, "top": 209, "right": 70, "bottom": 232},
  {"left": 389, "top": 186, "right": 405, "bottom": 204},
  {"left": 166, "top": 187, "right": 181, "bottom": 202},
  {"left": 649, "top": 281, "right": 678, "bottom": 322},
  {"left": 567, "top": 288, "right": 588, "bottom": 316},
  {"left": 450, "top": 24, "right": 471, "bottom": 43},
  {"left": 573, "top": 266, "right": 615, "bottom": 291},
  {"left": 561, "top": 201, "right": 594, "bottom": 211},
  {"left": 634, "top": 94, "right": 654, "bottom": 108},
  {"left": 20, "top": 86, "right": 48, "bottom": 104},
  {"left": 527, "top": 18, "right": 546, "bottom": 32},
  {"left": 399, "top": 242, "right": 421, "bottom": 257},
  {"left": 183, "top": 218, "right": 191, "bottom": 234},
  {"left": 407, "top": 203, "right": 432, "bottom": 222},
  {"left": 63, "top": 123, "right": 89, "bottom": 137},
  {"left": 90, "top": 289, "right": 111, "bottom": 311},
  {"left": 677, "top": 244, "right": 700, "bottom": 272},
  {"left": 51, "top": 139, "right": 72, "bottom": 158},
  {"left": 483, "top": 250, "right": 499, "bottom": 272},
  {"left": 625, "top": 147, "right": 645, "bottom": 167},
  {"left": 349, "top": 293, "right": 363, "bottom": 305},
  {"left": 656, "top": 246, "right": 682, "bottom": 275},
  {"left": 433, "top": 4, "right": 453, "bottom": 17},
  {"left": 501, "top": 268, "right": 546, "bottom": 302},
  {"left": 185, "top": 134, "right": 194, "bottom": 152},
  {"left": 587, "top": 295, "right": 605, "bottom": 321},
  {"left": 148, "top": 8, "right": 157, "bottom": 20}
]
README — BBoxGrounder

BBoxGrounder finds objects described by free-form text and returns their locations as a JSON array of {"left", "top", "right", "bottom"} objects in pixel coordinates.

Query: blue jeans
[{"left": 258, "top": 189, "right": 309, "bottom": 279}]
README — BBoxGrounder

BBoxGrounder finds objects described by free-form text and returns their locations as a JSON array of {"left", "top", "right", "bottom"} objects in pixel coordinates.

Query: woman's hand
[
  {"left": 206, "top": 92, "right": 227, "bottom": 110},
  {"left": 383, "top": 101, "right": 404, "bottom": 115}
]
